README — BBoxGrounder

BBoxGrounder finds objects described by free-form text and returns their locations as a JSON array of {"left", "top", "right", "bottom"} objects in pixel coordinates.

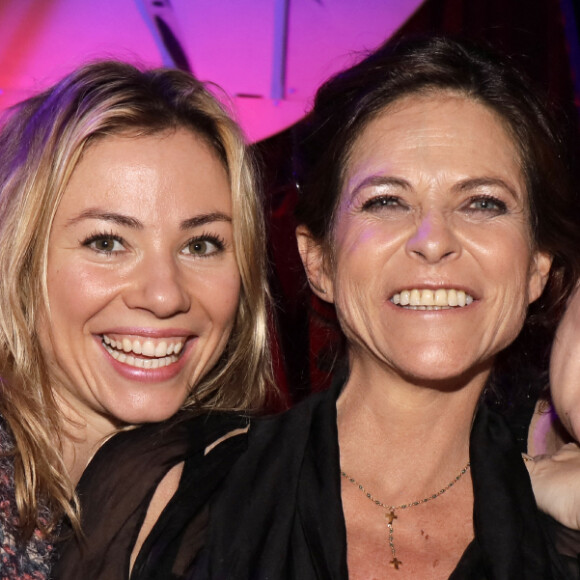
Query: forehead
[
  {"left": 343, "top": 91, "right": 524, "bottom": 195},
  {"left": 57, "top": 129, "right": 232, "bottom": 218}
]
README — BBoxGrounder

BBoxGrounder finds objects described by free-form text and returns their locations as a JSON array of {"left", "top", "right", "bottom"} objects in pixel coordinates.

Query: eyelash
[
  {"left": 361, "top": 195, "right": 405, "bottom": 211},
  {"left": 465, "top": 195, "right": 508, "bottom": 214},
  {"left": 360, "top": 194, "right": 508, "bottom": 215},
  {"left": 183, "top": 233, "right": 226, "bottom": 257},
  {"left": 81, "top": 231, "right": 124, "bottom": 254},
  {"left": 80, "top": 231, "right": 227, "bottom": 257}
]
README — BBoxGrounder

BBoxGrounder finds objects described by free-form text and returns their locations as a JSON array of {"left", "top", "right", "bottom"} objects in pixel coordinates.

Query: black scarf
[{"left": 197, "top": 380, "right": 570, "bottom": 579}]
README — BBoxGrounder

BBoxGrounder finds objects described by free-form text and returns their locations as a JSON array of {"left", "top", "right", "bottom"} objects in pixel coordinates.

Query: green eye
[
  {"left": 189, "top": 240, "right": 211, "bottom": 255},
  {"left": 184, "top": 235, "right": 225, "bottom": 257},
  {"left": 94, "top": 238, "right": 116, "bottom": 251}
]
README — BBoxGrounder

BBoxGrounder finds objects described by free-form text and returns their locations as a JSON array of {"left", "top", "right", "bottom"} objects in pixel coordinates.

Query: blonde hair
[{"left": 0, "top": 61, "right": 271, "bottom": 538}]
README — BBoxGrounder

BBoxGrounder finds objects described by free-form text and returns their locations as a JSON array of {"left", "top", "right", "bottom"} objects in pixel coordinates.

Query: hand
[{"left": 526, "top": 443, "right": 580, "bottom": 530}]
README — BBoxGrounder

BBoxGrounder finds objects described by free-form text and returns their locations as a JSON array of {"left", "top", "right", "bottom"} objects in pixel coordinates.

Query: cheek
[
  {"left": 470, "top": 227, "right": 534, "bottom": 288},
  {"left": 334, "top": 220, "right": 402, "bottom": 271},
  {"left": 46, "top": 258, "right": 121, "bottom": 331},
  {"left": 189, "top": 266, "right": 241, "bottom": 327}
]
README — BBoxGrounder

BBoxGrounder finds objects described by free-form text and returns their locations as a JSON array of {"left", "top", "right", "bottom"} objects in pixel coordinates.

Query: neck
[
  {"left": 53, "top": 389, "right": 120, "bottom": 485},
  {"left": 336, "top": 358, "right": 487, "bottom": 499}
]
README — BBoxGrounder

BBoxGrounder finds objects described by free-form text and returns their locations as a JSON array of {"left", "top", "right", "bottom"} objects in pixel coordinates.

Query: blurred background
[{"left": 1, "top": 0, "right": 578, "bottom": 403}]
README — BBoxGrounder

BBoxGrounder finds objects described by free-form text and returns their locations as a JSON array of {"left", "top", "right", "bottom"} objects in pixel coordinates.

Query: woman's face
[
  {"left": 40, "top": 129, "right": 241, "bottom": 430},
  {"left": 301, "top": 92, "right": 551, "bottom": 384}
]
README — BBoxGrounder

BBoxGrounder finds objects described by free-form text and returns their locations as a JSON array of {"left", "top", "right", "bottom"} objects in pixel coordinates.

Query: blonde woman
[{"left": 0, "top": 60, "right": 270, "bottom": 577}]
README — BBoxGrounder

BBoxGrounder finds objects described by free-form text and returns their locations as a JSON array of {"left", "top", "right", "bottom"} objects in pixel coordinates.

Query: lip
[
  {"left": 97, "top": 327, "right": 194, "bottom": 339},
  {"left": 94, "top": 331, "right": 196, "bottom": 383}
]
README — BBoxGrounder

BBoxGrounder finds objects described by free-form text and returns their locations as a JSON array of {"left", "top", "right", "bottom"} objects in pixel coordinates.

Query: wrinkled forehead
[{"left": 340, "top": 90, "right": 527, "bottom": 201}]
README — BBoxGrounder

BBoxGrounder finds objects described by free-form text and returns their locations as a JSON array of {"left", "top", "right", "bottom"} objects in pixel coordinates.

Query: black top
[
  {"left": 52, "top": 411, "right": 249, "bottom": 580},
  {"left": 194, "top": 380, "right": 572, "bottom": 579},
  {"left": 54, "top": 382, "right": 576, "bottom": 579}
]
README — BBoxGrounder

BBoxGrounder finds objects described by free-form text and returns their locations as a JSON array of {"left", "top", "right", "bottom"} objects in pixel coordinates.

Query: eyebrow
[
  {"left": 348, "top": 175, "right": 520, "bottom": 203},
  {"left": 452, "top": 177, "right": 520, "bottom": 200},
  {"left": 180, "top": 212, "right": 232, "bottom": 230},
  {"left": 66, "top": 209, "right": 143, "bottom": 229},
  {"left": 66, "top": 208, "right": 232, "bottom": 230},
  {"left": 348, "top": 176, "right": 410, "bottom": 204}
]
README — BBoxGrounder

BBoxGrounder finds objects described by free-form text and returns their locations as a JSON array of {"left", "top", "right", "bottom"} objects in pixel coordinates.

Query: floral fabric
[{"left": 0, "top": 422, "right": 54, "bottom": 580}]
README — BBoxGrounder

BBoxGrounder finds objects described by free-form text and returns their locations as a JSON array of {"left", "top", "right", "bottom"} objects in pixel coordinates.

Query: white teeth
[
  {"left": 103, "top": 342, "right": 179, "bottom": 369},
  {"left": 410, "top": 289, "right": 421, "bottom": 306},
  {"left": 101, "top": 334, "right": 186, "bottom": 368},
  {"left": 420, "top": 289, "right": 434, "bottom": 306},
  {"left": 154, "top": 341, "right": 167, "bottom": 358},
  {"left": 448, "top": 289, "right": 458, "bottom": 307},
  {"left": 142, "top": 340, "right": 156, "bottom": 357},
  {"left": 390, "top": 288, "right": 474, "bottom": 309},
  {"left": 435, "top": 289, "right": 447, "bottom": 306}
]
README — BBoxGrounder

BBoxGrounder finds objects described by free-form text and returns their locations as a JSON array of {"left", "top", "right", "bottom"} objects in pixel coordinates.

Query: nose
[
  {"left": 124, "top": 253, "right": 191, "bottom": 318},
  {"left": 406, "top": 210, "right": 461, "bottom": 264}
]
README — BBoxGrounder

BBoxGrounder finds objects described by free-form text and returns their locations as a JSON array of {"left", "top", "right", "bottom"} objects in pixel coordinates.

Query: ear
[
  {"left": 295, "top": 225, "right": 334, "bottom": 303},
  {"left": 527, "top": 250, "right": 552, "bottom": 304}
]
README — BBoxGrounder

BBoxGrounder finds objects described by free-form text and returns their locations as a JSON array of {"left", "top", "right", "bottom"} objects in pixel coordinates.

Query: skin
[
  {"left": 297, "top": 92, "right": 551, "bottom": 578},
  {"left": 525, "top": 284, "right": 580, "bottom": 530},
  {"left": 38, "top": 129, "right": 241, "bottom": 481},
  {"left": 550, "top": 283, "right": 580, "bottom": 440}
]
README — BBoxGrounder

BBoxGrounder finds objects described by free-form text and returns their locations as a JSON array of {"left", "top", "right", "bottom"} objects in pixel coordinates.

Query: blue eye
[{"left": 467, "top": 196, "right": 507, "bottom": 213}]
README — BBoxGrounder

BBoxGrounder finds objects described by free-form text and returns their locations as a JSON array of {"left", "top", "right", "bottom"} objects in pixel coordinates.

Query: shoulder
[
  {"left": 54, "top": 411, "right": 250, "bottom": 580},
  {"left": 80, "top": 410, "right": 249, "bottom": 489}
]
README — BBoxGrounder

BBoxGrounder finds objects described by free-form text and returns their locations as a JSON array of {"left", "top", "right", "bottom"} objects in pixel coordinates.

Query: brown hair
[{"left": 294, "top": 36, "right": 580, "bottom": 394}]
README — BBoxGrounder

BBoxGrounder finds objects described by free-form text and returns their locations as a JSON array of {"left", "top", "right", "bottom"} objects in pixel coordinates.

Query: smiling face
[
  {"left": 40, "top": 129, "right": 241, "bottom": 432},
  {"left": 299, "top": 92, "right": 551, "bottom": 386}
]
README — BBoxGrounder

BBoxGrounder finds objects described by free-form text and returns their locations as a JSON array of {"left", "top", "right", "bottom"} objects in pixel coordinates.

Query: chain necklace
[{"left": 341, "top": 461, "right": 470, "bottom": 570}]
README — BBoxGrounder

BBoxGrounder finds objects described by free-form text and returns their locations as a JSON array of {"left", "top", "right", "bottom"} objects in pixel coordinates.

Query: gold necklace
[{"left": 341, "top": 462, "right": 470, "bottom": 570}]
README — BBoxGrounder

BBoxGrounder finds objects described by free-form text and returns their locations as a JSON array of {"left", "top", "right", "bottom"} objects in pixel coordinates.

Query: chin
[
  {"left": 396, "top": 358, "right": 490, "bottom": 392},
  {"left": 107, "top": 399, "right": 185, "bottom": 426}
]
